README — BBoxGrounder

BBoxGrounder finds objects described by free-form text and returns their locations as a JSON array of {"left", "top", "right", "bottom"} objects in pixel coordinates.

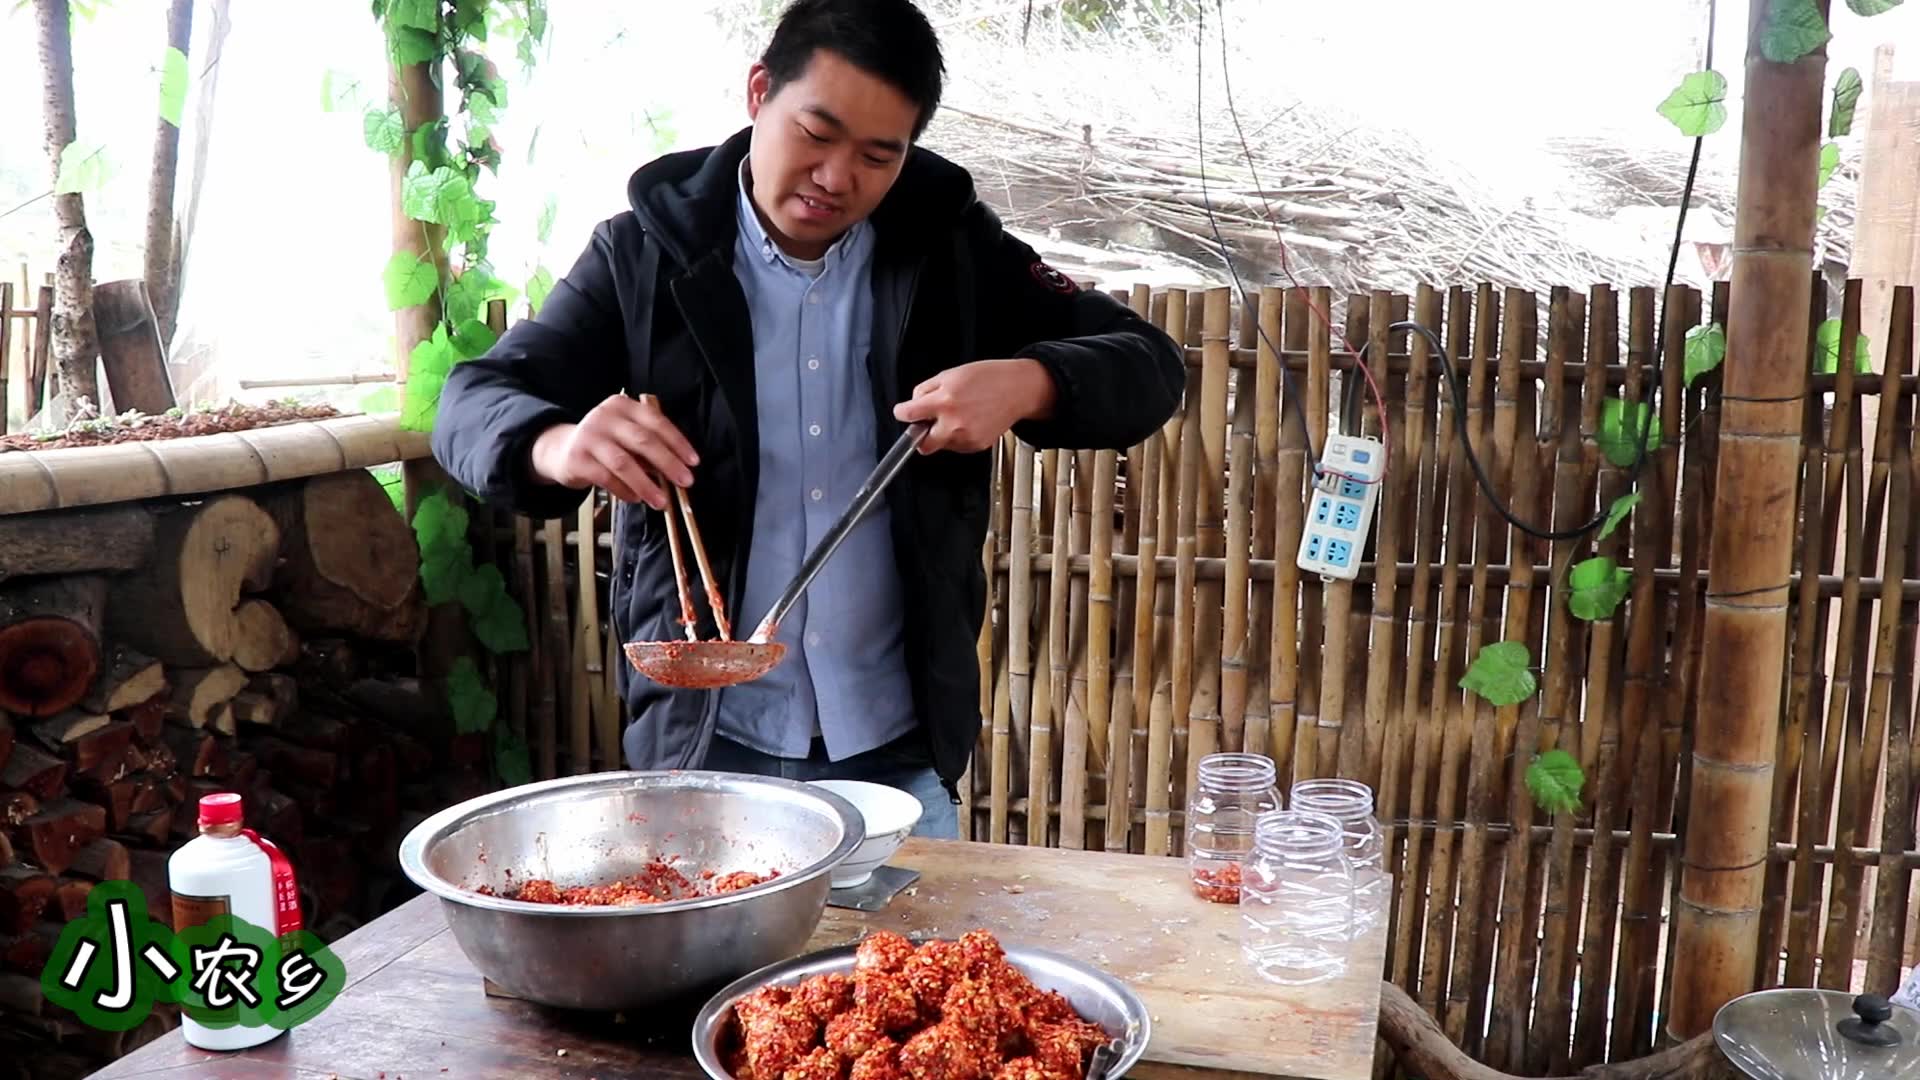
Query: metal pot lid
[{"left": 1712, "top": 988, "right": 1920, "bottom": 1080}]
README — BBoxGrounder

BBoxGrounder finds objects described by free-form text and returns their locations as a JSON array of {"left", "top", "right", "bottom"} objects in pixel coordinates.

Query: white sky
[{"left": 0, "top": 0, "right": 1914, "bottom": 417}]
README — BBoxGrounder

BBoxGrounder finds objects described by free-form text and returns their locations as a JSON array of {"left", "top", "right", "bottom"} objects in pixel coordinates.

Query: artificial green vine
[
  {"left": 335, "top": 0, "right": 557, "bottom": 787},
  {"left": 1558, "top": 0, "right": 1900, "bottom": 631}
]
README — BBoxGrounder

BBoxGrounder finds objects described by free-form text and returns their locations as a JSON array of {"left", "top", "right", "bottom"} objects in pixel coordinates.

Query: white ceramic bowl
[{"left": 808, "top": 780, "right": 922, "bottom": 887}]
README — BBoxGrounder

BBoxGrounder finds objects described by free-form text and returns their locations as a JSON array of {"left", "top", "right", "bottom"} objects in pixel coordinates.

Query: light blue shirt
[{"left": 713, "top": 160, "right": 917, "bottom": 761}]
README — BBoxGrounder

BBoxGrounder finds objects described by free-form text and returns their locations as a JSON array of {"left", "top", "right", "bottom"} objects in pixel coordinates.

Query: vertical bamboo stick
[
  {"left": 1242, "top": 296, "right": 1277, "bottom": 761},
  {"left": 1393, "top": 285, "right": 1451, "bottom": 997},
  {"left": 1222, "top": 319, "right": 1256, "bottom": 757},
  {"left": 1487, "top": 289, "right": 1547, "bottom": 1071},
  {"left": 1668, "top": 0, "right": 1828, "bottom": 1034},
  {"left": 1185, "top": 287, "right": 1231, "bottom": 806},
  {"left": 1037, "top": 447, "right": 1071, "bottom": 849},
  {"left": 1354, "top": 291, "right": 1402, "bottom": 787},
  {"left": 1273, "top": 287, "right": 1309, "bottom": 788},
  {"left": 1445, "top": 283, "right": 1504, "bottom": 1050},
  {"left": 1144, "top": 287, "right": 1186, "bottom": 856},
  {"left": 1293, "top": 288, "right": 1331, "bottom": 785},
  {"left": 1533, "top": 285, "right": 1594, "bottom": 1075},
  {"left": 1419, "top": 286, "right": 1477, "bottom": 1018},
  {"left": 539, "top": 518, "right": 568, "bottom": 778},
  {"left": 997, "top": 442, "right": 1035, "bottom": 845},
  {"left": 1820, "top": 283, "right": 1886, "bottom": 985},
  {"left": 1864, "top": 288, "right": 1915, "bottom": 992},
  {"left": 1086, "top": 447, "right": 1118, "bottom": 852}
]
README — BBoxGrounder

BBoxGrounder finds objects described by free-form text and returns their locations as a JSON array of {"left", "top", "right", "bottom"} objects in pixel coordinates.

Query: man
[{"left": 430, "top": 0, "right": 1184, "bottom": 839}]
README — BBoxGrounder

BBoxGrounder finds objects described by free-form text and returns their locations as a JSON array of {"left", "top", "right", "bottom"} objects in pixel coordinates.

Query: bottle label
[
  {"left": 240, "top": 828, "right": 303, "bottom": 944},
  {"left": 170, "top": 891, "right": 237, "bottom": 1024}
]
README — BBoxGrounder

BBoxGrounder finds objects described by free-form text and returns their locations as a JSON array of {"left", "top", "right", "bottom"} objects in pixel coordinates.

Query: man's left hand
[{"left": 892, "top": 358, "right": 1057, "bottom": 454}]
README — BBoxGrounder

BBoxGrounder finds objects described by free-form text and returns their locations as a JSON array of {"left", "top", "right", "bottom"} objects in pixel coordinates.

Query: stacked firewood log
[{"left": 0, "top": 470, "right": 491, "bottom": 1079}]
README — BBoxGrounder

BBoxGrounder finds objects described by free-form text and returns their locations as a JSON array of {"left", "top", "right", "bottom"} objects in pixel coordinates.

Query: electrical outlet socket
[{"left": 1296, "top": 434, "right": 1385, "bottom": 582}]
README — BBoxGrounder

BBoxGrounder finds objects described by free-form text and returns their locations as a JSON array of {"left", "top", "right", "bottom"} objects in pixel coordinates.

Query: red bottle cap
[{"left": 198, "top": 792, "right": 244, "bottom": 828}]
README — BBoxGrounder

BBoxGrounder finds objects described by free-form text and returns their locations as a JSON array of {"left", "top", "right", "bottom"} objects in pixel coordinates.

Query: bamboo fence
[
  {"left": 482, "top": 277, "right": 1920, "bottom": 1072},
  {"left": 1, "top": 265, "right": 54, "bottom": 433}
]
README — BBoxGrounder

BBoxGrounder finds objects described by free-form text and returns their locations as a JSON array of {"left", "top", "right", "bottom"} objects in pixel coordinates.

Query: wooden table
[{"left": 90, "top": 840, "right": 1385, "bottom": 1080}]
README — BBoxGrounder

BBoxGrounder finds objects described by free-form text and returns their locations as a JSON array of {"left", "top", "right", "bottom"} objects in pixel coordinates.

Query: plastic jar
[
  {"left": 1185, "top": 752, "right": 1283, "bottom": 903},
  {"left": 1239, "top": 809, "right": 1357, "bottom": 985},
  {"left": 1289, "top": 777, "right": 1386, "bottom": 938}
]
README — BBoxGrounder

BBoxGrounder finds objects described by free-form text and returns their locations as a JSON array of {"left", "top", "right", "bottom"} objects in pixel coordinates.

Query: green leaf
[
  {"left": 451, "top": 319, "right": 498, "bottom": 361},
  {"left": 389, "top": 26, "right": 438, "bottom": 66},
  {"left": 1845, "top": 0, "right": 1904, "bottom": 14},
  {"left": 1684, "top": 323, "right": 1727, "bottom": 386},
  {"left": 493, "top": 725, "right": 533, "bottom": 787},
  {"left": 1818, "top": 142, "right": 1841, "bottom": 189},
  {"left": 1830, "top": 68, "right": 1864, "bottom": 137},
  {"left": 410, "top": 324, "right": 458, "bottom": 381},
  {"left": 382, "top": 251, "right": 439, "bottom": 310},
  {"left": 1598, "top": 492, "right": 1642, "bottom": 542},
  {"left": 1568, "top": 557, "right": 1633, "bottom": 622},
  {"left": 447, "top": 658, "right": 497, "bottom": 734},
  {"left": 537, "top": 195, "right": 558, "bottom": 245},
  {"left": 445, "top": 267, "right": 515, "bottom": 323},
  {"left": 1761, "top": 0, "right": 1830, "bottom": 64},
  {"left": 401, "top": 370, "right": 446, "bottom": 432},
  {"left": 363, "top": 106, "right": 406, "bottom": 155},
  {"left": 412, "top": 488, "right": 470, "bottom": 552},
  {"left": 1814, "top": 319, "right": 1874, "bottom": 375},
  {"left": 320, "top": 69, "right": 367, "bottom": 113},
  {"left": 387, "top": 0, "right": 438, "bottom": 32},
  {"left": 53, "top": 142, "right": 113, "bottom": 195},
  {"left": 525, "top": 266, "right": 554, "bottom": 316},
  {"left": 1656, "top": 71, "right": 1729, "bottom": 137},
  {"left": 359, "top": 386, "right": 401, "bottom": 414},
  {"left": 411, "top": 119, "right": 449, "bottom": 169},
  {"left": 158, "top": 46, "right": 189, "bottom": 128},
  {"left": 1524, "top": 749, "right": 1586, "bottom": 816},
  {"left": 453, "top": 0, "right": 489, "bottom": 38},
  {"left": 1597, "top": 398, "right": 1661, "bottom": 467},
  {"left": 402, "top": 162, "right": 485, "bottom": 242},
  {"left": 460, "top": 564, "right": 531, "bottom": 653},
  {"left": 1458, "top": 642, "right": 1536, "bottom": 708},
  {"left": 368, "top": 465, "right": 406, "bottom": 512},
  {"left": 527, "top": 0, "right": 548, "bottom": 40}
]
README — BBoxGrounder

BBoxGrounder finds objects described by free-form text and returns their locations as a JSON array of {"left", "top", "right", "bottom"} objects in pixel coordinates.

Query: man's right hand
[{"left": 527, "top": 393, "right": 700, "bottom": 510}]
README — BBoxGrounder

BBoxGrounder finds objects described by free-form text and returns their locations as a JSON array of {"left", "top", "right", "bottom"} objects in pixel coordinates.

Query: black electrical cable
[{"left": 1198, "top": 0, "right": 1718, "bottom": 541}]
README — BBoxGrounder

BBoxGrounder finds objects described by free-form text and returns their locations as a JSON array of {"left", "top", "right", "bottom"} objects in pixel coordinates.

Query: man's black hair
[{"left": 760, "top": 0, "right": 946, "bottom": 140}]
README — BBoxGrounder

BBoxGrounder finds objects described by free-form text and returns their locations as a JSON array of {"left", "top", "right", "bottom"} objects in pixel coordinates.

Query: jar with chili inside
[{"left": 1186, "top": 752, "right": 1283, "bottom": 903}]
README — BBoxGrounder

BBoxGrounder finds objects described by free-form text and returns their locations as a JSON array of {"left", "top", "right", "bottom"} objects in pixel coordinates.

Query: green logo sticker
[{"left": 40, "top": 881, "right": 345, "bottom": 1032}]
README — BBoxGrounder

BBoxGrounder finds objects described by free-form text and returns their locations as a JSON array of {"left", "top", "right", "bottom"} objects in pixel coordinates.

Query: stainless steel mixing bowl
[
  {"left": 691, "top": 941, "right": 1153, "bottom": 1080},
  {"left": 396, "top": 770, "right": 866, "bottom": 1012}
]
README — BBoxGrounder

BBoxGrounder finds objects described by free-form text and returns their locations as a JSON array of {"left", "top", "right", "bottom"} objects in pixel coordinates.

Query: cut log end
[
  {"left": 231, "top": 600, "right": 299, "bottom": 673},
  {"left": 105, "top": 495, "right": 281, "bottom": 668},
  {"left": 0, "top": 619, "right": 99, "bottom": 717}
]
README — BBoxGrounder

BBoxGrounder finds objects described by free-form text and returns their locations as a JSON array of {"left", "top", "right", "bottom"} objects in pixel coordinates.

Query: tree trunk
[
  {"left": 1667, "top": 1, "right": 1829, "bottom": 1040},
  {"left": 93, "top": 279, "right": 176, "bottom": 415},
  {"left": 0, "top": 573, "right": 107, "bottom": 718},
  {"left": 169, "top": 0, "right": 229, "bottom": 361},
  {"left": 105, "top": 494, "right": 280, "bottom": 668},
  {"left": 145, "top": 0, "right": 194, "bottom": 351},
  {"left": 1375, "top": 981, "right": 1741, "bottom": 1080},
  {"left": 0, "top": 505, "right": 156, "bottom": 583},
  {"left": 34, "top": 0, "right": 100, "bottom": 415}
]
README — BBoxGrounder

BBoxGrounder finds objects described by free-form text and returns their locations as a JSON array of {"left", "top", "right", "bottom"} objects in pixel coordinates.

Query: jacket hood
[{"left": 625, "top": 124, "right": 979, "bottom": 269}]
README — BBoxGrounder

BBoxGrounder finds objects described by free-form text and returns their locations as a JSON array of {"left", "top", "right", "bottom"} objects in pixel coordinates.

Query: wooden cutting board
[{"left": 807, "top": 839, "right": 1386, "bottom": 1080}]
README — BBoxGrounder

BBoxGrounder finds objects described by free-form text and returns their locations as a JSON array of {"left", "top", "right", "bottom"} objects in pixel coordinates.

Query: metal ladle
[{"left": 623, "top": 419, "right": 933, "bottom": 690}]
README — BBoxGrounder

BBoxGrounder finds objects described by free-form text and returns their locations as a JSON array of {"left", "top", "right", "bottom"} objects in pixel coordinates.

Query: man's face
[{"left": 745, "top": 49, "right": 920, "bottom": 260}]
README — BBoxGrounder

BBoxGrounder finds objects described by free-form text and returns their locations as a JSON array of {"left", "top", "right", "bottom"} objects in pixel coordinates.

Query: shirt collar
[{"left": 736, "top": 156, "right": 867, "bottom": 271}]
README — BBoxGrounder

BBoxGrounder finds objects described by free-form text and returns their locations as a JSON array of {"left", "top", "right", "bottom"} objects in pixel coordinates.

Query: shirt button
[
  {"left": 806, "top": 632, "right": 822, "bottom": 647},
  {"left": 809, "top": 424, "right": 822, "bottom": 436},
  {"left": 807, "top": 358, "right": 820, "bottom": 371},
  {"left": 810, "top": 488, "right": 824, "bottom": 501},
  {"left": 807, "top": 294, "right": 820, "bottom": 305}
]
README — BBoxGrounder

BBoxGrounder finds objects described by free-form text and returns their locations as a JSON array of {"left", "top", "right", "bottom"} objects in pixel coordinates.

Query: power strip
[{"left": 1296, "top": 434, "right": 1385, "bottom": 582}]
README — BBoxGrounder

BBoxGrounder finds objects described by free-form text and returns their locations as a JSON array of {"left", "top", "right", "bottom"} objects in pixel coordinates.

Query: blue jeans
[{"left": 701, "top": 733, "right": 959, "bottom": 840}]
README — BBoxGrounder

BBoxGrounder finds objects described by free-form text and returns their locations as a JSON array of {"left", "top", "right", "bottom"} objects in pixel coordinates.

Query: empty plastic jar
[
  {"left": 1186, "top": 753, "right": 1283, "bottom": 903},
  {"left": 1239, "top": 809, "right": 1357, "bottom": 985},
  {"left": 1290, "top": 777, "right": 1386, "bottom": 938}
]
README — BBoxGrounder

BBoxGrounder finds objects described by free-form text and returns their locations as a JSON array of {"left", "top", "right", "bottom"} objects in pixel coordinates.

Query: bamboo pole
[
  {"left": 1668, "top": 0, "right": 1829, "bottom": 1038},
  {"left": 1272, "top": 287, "right": 1308, "bottom": 789}
]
